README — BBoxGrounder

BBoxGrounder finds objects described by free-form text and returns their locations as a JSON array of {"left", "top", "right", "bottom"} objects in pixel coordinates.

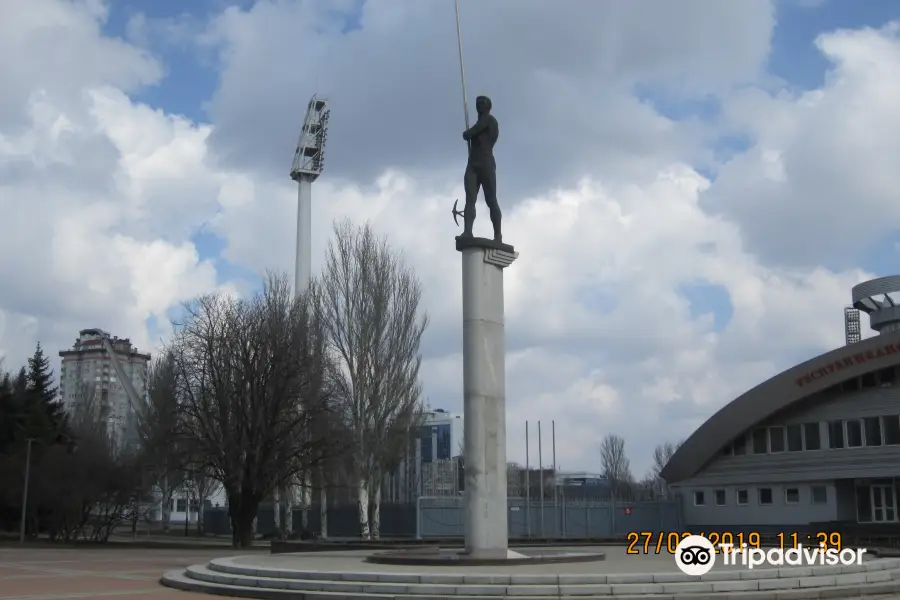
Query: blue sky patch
[
  {"left": 770, "top": 0, "right": 900, "bottom": 90},
  {"left": 678, "top": 282, "right": 734, "bottom": 332}
]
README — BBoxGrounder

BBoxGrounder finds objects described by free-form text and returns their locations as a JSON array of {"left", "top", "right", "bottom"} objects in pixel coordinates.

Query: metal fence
[
  {"left": 203, "top": 503, "right": 418, "bottom": 538},
  {"left": 416, "top": 496, "right": 683, "bottom": 539},
  {"left": 202, "top": 496, "right": 683, "bottom": 539}
]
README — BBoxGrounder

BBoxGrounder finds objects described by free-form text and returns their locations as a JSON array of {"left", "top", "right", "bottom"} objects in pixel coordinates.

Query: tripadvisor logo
[
  {"left": 675, "top": 535, "right": 716, "bottom": 576},
  {"left": 674, "top": 535, "right": 868, "bottom": 576}
]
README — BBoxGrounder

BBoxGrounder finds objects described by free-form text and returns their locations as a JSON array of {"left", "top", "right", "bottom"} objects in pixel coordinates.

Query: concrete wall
[
  {"left": 835, "top": 479, "right": 857, "bottom": 521},
  {"left": 679, "top": 481, "right": 838, "bottom": 528}
]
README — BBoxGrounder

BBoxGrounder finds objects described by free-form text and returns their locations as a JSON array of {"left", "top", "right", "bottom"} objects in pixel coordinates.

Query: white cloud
[
  {"left": 0, "top": 3, "right": 224, "bottom": 368},
  {"left": 0, "top": 0, "right": 161, "bottom": 130},
  {"left": 710, "top": 23, "right": 900, "bottom": 266},
  {"left": 199, "top": 0, "right": 775, "bottom": 196},
  {"left": 1, "top": 0, "right": 898, "bottom": 478}
]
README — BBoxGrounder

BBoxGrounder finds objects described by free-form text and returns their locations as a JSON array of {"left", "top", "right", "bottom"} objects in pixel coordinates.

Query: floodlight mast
[
  {"left": 844, "top": 306, "right": 861, "bottom": 345},
  {"left": 290, "top": 94, "right": 330, "bottom": 297}
]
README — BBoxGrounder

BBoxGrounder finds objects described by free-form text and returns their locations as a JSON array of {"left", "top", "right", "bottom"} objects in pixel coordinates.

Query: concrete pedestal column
[{"left": 456, "top": 237, "right": 519, "bottom": 559}]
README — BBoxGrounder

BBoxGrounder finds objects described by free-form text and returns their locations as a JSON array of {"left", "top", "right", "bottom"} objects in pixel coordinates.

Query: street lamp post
[{"left": 19, "top": 438, "right": 35, "bottom": 545}]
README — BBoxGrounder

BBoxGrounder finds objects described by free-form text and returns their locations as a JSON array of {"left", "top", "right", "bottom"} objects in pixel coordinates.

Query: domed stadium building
[{"left": 662, "top": 276, "right": 900, "bottom": 533}]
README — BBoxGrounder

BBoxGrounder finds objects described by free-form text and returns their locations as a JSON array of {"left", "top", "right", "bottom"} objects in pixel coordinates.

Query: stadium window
[
  {"left": 715, "top": 490, "right": 726, "bottom": 506},
  {"left": 883, "top": 415, "right": 900, "bottom": 445},
  {"left": 736, "top": 489, "right": 749, "bottom": 505},
  {"left": 828, "top": 420, "right": 845, "bottom": 449},
  {"left": 861, "top": 372, "right": 877, "bottom": 388},
  {"left": 758, "top": 488, "right": 773, "bottom": 505},
  {"left": 841, "top": 377, "right": 859, "bottom": 392},
  {"left": 733, "top": 434, "right": 747, "bottom": 455},
  {"left": 846, "top": 419, "right": 863, "bottom": 447},
  {"left": 864, "top": 416, "right": 882, "bottom": 446},
  {"left": 804, "top": 423, "right": 821, "bottom": 450},
  {"left": 880, "top": 367, "right": 896, "bottom": 386},
  {"left": 785, "top": 488, "right": 800, "bottom": 504},
  {"left": 752, "top": 428, "right": 768, "bottom": 454},
  {"left": 769, "top": 426, "right": 785, "bottom": 452},
  {"left": 786, "top": 424, "right": 803, "bottom": 452},
  {"left": 811, "top": 486, "right": 827, "bottom": 505},
  {"left": 694, "top": 491, "right": 706, "bottom": 506}
]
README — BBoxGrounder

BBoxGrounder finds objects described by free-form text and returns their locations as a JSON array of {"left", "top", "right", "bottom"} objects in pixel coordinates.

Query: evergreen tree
[
  {"left": 23, "top": 344, "right": 65, "bottom": 441},
  {"left": 27, "top": 343, "right": 59, "bottom": 406},
  {"left": 12, "top": 367, "right": 28, "bottom": 405},
  {"left": 0, "top": 370, "right": 19, "bottom": 452},
  {"left": 0, "top": 367, "right": 31, "bottom": 443}
]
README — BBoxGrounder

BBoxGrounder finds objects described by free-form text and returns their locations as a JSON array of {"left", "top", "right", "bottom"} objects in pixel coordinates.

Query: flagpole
[{"left": 454, "top": 0, "right": 471, "bottom": 131}]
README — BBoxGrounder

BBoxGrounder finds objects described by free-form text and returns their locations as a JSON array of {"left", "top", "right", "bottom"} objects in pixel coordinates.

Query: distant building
[
  {"left": 556, "top": 471, "right": 607, "bottom": 487},
  {"left": 59, "top": 328, "right": 150, "bottom": 451},
  {"left": 420, "top": 409, "right": 464, "bottom": 463},
  {"left": 384, "top": 408, "right": 464, "bottom": 501},
  {"left": 507, "top": 467, "right": 610, "bottom": 500}
]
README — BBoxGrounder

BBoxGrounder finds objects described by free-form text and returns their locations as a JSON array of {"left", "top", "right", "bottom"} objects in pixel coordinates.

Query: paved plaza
[{"left": 0, "top": 546, "right": 251, "bottom": 600}]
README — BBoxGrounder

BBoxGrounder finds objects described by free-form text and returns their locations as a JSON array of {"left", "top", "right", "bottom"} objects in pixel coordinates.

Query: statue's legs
[
  {"left": 462, "top": 164, "right": 479, "bottom": 237},
  {"left": 479, "top": 167, "right": 502, "bottom": 243}
]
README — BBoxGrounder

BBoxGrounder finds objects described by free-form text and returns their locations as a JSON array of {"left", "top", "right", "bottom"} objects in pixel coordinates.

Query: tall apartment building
[{"left": 59, "top": 328, "right": 151, "bottom": 451}]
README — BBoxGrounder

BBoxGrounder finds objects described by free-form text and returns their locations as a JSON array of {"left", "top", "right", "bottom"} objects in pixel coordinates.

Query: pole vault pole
[{"left": 454, "top": 0, "right": 471, "bottom": 131}]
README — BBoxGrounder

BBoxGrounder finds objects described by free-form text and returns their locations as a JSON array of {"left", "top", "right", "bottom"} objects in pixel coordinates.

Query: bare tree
[
  {"left": 182, "top": 462, "right": 220, "bottom": 535},
  {"left": 316, "top": 413, "right": 356, "bottom": 538},
  {"left": 138, "top": 352, "right": 185, "bottom": 532},
  {"left": 170, "top": 272, "right": 338, "bottom": 548},
  {"left": 33, "top": 382, "right": 138, "bottom": 542},
  {"left": 648, "top": 440, "right": 681, "bottom": 498},
  {"left": 371, "top": 405, "right": 423, "bottom": 533},
  {"left": 599, "top": 434, "right": 633, "bottom": 499},
  {"left": 316, "top": 220, "right": 429, "bottom": 539}
]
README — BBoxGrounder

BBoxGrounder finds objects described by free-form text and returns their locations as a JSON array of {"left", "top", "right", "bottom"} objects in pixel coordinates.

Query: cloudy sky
[{"left": 2, "top": 0, "right": 899, "bottom": 478}]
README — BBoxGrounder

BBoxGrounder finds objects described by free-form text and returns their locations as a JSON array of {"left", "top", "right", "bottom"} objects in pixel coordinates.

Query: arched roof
[{"left": 661, "top": 331, "right": 900, "bottom": 484}]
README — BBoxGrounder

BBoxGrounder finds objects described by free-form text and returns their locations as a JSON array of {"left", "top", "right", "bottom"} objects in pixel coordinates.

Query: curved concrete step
[
  {"left": 163, "top": 570, "right": 347, "bottom": 599},
  {"left": 162, "top": 566, "right": 900, "bottom": 600},
  {"left": 161, "top": 559, "right": 900, "bottom": 599},
  {"left": 205, "top": 554, "right": 900, "bottom": 584},
  {"left": 184, "top": 561, "right": 900, "bottom": 596}
]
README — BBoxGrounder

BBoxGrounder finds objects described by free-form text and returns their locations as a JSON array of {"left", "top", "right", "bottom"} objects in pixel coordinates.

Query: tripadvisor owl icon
[{"left": 675, "top": 535, "right": 716, "bottom": 576}]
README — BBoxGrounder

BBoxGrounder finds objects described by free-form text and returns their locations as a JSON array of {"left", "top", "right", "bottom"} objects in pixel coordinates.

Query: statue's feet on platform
[
  {"left": 459, "top": 231, "right": 473, "bottom": 238},
  {"left": 455, "top": 234, "right": 515, "bottom": 254}
]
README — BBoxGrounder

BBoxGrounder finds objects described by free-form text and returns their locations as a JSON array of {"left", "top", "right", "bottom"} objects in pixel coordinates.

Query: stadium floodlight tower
[
  {"left": 290, "top": 94, "right": 330, "bottom": 297},
  {"left": 851, "top": 275, "right": 900, "bottom": 336}
]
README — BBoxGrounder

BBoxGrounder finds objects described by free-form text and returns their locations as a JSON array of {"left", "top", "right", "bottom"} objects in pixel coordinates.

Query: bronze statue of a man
[{"left": 461, "top": 96, "right": 502, "bottom": 242}]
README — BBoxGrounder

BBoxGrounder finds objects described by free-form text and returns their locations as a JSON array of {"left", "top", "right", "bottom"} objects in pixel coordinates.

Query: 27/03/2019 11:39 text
[{"left": 626, "top": 531, "right": 842, "bottom": 555}]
